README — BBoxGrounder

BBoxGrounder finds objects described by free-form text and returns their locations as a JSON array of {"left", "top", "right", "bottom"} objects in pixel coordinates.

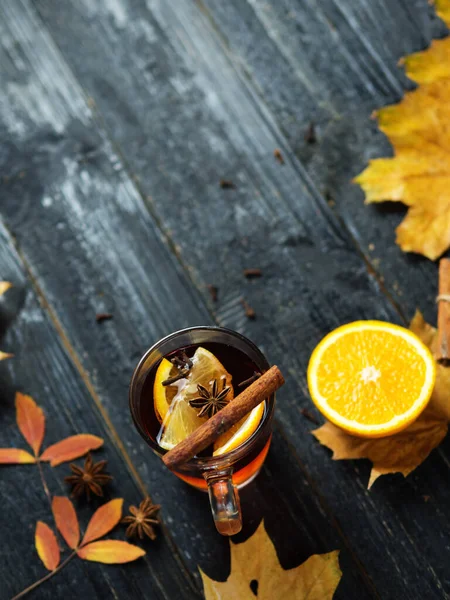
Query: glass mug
[{"left": 129, "top": 326, "right": 276, "bottom": 535}]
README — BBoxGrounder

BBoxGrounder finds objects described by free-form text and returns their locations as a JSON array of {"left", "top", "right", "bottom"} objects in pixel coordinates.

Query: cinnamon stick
[
  {"left": 437, "top": 258, "right": 450, "bottom": 363},
  {"left": 162, "top": 365, "right": 284, "bottom": 470}
]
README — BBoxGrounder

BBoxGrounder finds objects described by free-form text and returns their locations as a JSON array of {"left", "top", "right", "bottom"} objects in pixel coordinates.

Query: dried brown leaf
[
  {"left": 16, "top": 393, "right": 45, "bottom": 456},
  {"left": 313, "top": 311, "right": 450, "bottom": 487},
  {"left": 200, "top": 521, "right": 341, "bottom": 600},
  {"left": 35, "top": 522, "right": 60, "bottom": 571}
]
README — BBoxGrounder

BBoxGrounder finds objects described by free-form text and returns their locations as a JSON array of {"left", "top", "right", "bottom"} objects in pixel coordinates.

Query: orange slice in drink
[
  {"left": 154, "top": 347, "right": 234, "bottom": 450},
  {"left": 213, "top": 402, "right": 265, "bottom": 456},
  {"left": 307, "top": 321, "right": 436, "bottom": 438},
  {"left": 153, "top": 358, "right": 178, "bottom": 422}
]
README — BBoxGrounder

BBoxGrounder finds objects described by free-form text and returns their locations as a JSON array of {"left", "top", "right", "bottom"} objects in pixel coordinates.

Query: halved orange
[{"left": 307, "top": 321, "right": 436, "bottom": 438}]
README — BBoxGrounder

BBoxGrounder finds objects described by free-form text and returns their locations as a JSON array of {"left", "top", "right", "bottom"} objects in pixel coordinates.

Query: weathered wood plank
[
  {"left": 29, "top": 0, "right": 448, "bottom": 597},
  {"left": 17, "top": 0, "right": 450, "bottom": 596},
  {"left": 0, "top": 225, "right": 373, "bottom": 600},
  {"left": 196, "top": 0, "right": 448, "bottom": 325},
  {"left": 0, "top": 222, "right": 200, "bottom": 600},
  {"left": 0, "top": 2, "right": 375, "bottom": 598}
]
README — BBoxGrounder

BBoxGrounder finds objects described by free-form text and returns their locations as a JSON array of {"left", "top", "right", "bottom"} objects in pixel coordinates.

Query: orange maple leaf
[
  {"left": 0, "top": 393, "right": 104, "bottom": 468},
  {"left": 313, "top": 311, "right": 450, "bottom": 488},
  {"left": 354, "top": 0, "right": 450, "bottom": 260}
]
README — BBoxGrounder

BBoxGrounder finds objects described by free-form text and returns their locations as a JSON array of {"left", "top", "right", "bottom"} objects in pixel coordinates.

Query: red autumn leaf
[
  {"left": 40, "top": 434, "right": 104, "bottom": 466},
  {"left": 35, "top": 522, "right": 60, "bottom": 571},
  {"left": 81, "top": 498, "right": 123, "bottom": 545},
  {"left": 0, "top": 448, "right": 36, "bottom": 464},
  {"left": 77, "top": 540, "right": 145, "bottom": 564},
  {"left": 52, "top": 496, "right": 80, "bottom": 549},
  {"left": 16, "top": 393, "right": 45, "bottom": 456}
]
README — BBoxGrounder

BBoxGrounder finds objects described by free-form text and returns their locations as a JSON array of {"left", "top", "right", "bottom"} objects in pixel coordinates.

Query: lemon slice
[
  {"left": 156, "top": 347, "right": 234, "bottom": 450},
  {"left": 307, "top": 320, "right": 436, "bottom": 438},
  {"left": 213, "top": 402, "right": 265, "bottom": 456}
]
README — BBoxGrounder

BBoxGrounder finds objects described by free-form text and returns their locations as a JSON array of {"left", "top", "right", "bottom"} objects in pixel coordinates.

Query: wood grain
[
  {"left": 27, "top": 0, "right": 450, "bottom": 597},
  {"left": 0, "top": 222, "right": 199, "bottom": 600},
  {"left": 0, "top": 2, "right": 378, "bottom": 598},
  {"left": 197, "top": 0, "right": 447, "bottom": 325}
]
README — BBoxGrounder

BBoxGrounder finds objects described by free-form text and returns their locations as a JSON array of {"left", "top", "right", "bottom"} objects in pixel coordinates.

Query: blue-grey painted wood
[
  {"left": 0, "top": 1, "right": 379, "bottom": 598},
  {"left": 197, "top": 0, "right": 448, "bottom": 324},
  {"left": 0, "top": 0, "right": 448, "bottom": 596},
  {"left": 0, "top": 221, "right": 200, "bottom": 600}
]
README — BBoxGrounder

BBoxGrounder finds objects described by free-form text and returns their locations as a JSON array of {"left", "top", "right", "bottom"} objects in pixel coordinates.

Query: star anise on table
[
  {"left": 189, "top": 378, "right": 231, "bottom": 418},
  {"left": 122, "top": 497, "right": 161, "bottom": 540},
  {"left": 64, "top": 453, "right": 113, "bottom": 499}
]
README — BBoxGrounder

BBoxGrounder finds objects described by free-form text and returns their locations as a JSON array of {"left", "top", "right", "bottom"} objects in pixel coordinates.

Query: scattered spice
[
  {"left": 65, "top": 453, "right": 112, "bottom": 499},
  {"left": 241, "top": 298, "right": 256, "bottom": 320},
  {"left": 300, "top": 407, "right": 319, "bottom": 425},
  {"left": 207, "top": 284, "right": 218, "bottom": 302},
  {"left": 162, "top": 351, "right": 193, "bottom": 386},
  {"left": 171, "top": 350, "right": 193, "bottom": 370},
  {"left": 325, "top": 191, "right": 335, "bottom": 208},
  {"left": 274, "top": 148, "right": 284, "bottom": 164},
  {"left": 96, "top": 313, "right": 113, "bottom": 323},
  {"left": 304, "top": 123, "right": 317, "bottom": 144},
  {"left": 220, "top": 179, "right": 236, "bottom": 189},
  {"left": 122, "top": 497, "right": 161, "bottom": 540},
  {"left": 238, "top": 371, "right": 262, "bottom": 388},
  {"left": 243, "top": 268, "right": 262, "bottom": 279},
  {"left": 189, "top": 378, "right": 231, "bottom": 418}
]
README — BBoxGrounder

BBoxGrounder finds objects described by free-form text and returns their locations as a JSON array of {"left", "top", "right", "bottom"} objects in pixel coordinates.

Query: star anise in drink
[
  {"left": 189, "top": 377, "right": 231, "bottom": 418},
  {"left": 122, "top": 497, "right": 161, "bottom": 540},
  {"left": 64, "top": 453, "right": 112, "bottom": 499}
]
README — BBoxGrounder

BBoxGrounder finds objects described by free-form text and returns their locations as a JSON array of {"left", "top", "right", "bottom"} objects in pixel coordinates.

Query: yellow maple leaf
[
  {"left": 354, "top": 0, "right": 450, "bottom": 260},
  {"left": 313, "top": 311, "right": 450, "bottom": 488},
  {"left": 200, "top": 521, "right": 341, "bottom": 600}
]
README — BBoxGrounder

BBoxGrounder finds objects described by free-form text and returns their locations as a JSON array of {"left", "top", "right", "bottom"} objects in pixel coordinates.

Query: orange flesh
[{"left": 315, "top": 329, "right": 428, "bottom": 425}]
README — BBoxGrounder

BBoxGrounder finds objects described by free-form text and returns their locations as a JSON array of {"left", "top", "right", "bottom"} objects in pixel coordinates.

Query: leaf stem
[
  {"left": 11, "top": 551, "right": 77, "bottom": 600},
  {"left": 36, "top": 459, "right": 52, "bottom": 509}
]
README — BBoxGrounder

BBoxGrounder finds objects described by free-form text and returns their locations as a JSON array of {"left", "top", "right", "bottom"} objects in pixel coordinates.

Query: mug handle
[{"left": 205, "top": 470, "right": 242, "bottom": 535}]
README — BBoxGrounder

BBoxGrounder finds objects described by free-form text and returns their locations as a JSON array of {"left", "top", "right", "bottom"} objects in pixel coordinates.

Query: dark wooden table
[{"left": 0, "top": 1, "right": 448, "bottom": 598}]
